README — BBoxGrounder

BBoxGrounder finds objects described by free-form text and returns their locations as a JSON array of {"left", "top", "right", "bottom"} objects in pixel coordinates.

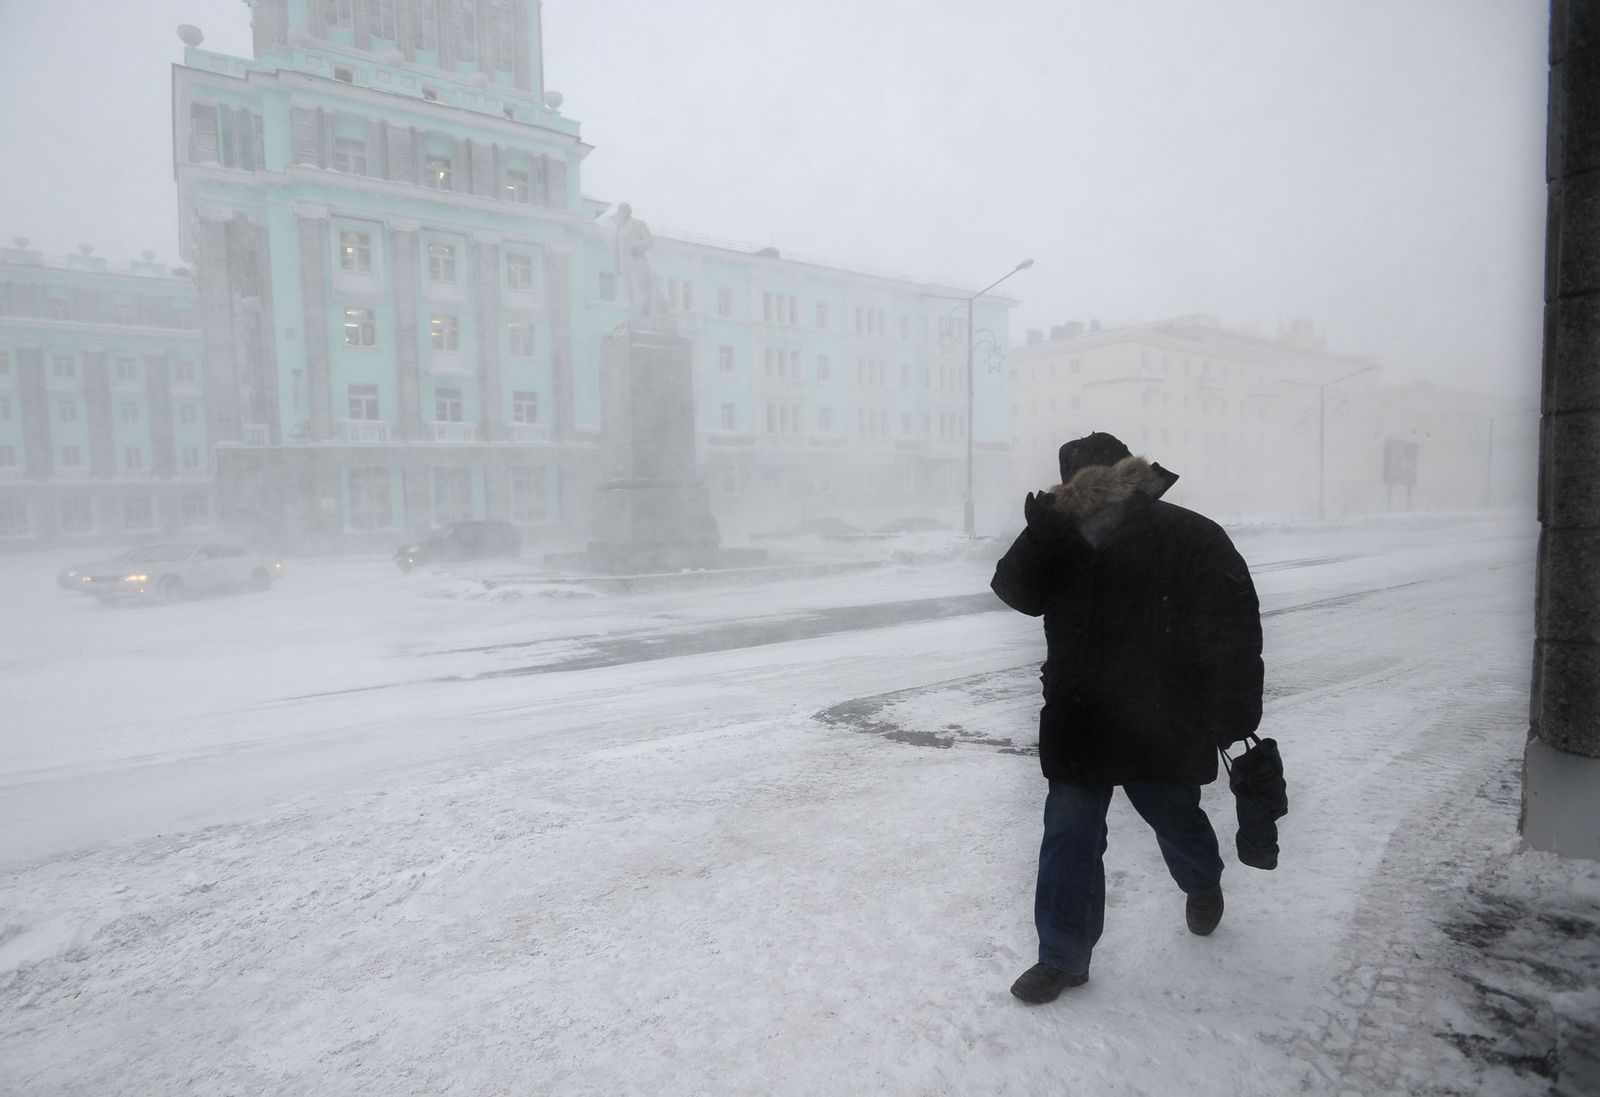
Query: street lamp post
[
  {"left": 959, "top": 259, "right": 1033, "bottom": 538},
  {"left": 1308, "top": 364, "right": 1377, "bottom": 523},
  {"left": 1462, "top": 407, "right": 1538, "bottom": 508}
]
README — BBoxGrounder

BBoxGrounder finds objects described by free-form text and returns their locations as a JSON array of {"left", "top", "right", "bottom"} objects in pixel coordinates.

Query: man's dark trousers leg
[{"left": 1035, "top": 780, "right": 1224, "bottom": 974}]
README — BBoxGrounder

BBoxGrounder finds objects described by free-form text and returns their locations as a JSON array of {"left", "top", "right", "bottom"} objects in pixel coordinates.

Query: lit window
[
  {"left": 340, "top": 231, "right": 372, "bottom": 273},
  {"left": 344, "top": 307, "right": 376, "bottom": 347},
  {"left": 505, "top": 170, "right": 530, "bottom": 202},
  {"left": 424, "top": 154, "right": 452, "bottom": 190},
  {"left": 430, "top": 315, "right": 459, "bottom": 352}
]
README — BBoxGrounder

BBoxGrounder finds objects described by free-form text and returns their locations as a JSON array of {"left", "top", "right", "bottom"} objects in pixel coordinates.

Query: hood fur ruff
[{"left": 1045, "top": 456, "right": 1171, "bottom": 519}]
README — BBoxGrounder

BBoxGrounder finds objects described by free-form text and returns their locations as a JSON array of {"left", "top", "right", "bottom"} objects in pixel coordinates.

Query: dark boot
[
  {"left": 1010, "top": 962, "right": 1088, "bottom": 1004},
  {"left": 1186, "top": 888, "right": 1224, "bottom": 936}
]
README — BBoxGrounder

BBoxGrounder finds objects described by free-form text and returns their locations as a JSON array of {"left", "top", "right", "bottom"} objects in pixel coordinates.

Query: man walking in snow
[{"left": 990, "top": 432, "right": 1264, "bottom": 1004}]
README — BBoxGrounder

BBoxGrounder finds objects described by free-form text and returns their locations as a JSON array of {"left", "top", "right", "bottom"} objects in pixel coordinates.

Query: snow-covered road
[{"left": 3, "top": 517, "right": 1594, "bottom": 1095}]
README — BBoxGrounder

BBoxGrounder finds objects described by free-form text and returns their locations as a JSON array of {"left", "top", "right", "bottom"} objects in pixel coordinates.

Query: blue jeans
[{"left": 1035, "top": 780, "right": 1223, "bottom": 974}]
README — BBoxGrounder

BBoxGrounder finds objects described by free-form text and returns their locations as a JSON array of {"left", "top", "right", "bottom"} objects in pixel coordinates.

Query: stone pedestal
[{"left": 586, "top": 325, "right": 719, "bottom": 572}]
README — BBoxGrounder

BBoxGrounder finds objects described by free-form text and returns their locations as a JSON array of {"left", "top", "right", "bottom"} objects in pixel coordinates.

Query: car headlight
[{"left": 124, "top": 574, "right": 149, "bottom": 583}]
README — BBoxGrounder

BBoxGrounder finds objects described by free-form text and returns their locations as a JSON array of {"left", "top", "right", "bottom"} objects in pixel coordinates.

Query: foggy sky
[{"left": 0, "top": 0, "right": 1549, "bottom": 399}]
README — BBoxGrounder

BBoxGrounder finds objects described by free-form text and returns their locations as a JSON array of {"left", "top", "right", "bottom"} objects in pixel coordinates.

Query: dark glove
[{"left": 1024, "top": 490, "right": 1071, "bottom": 543}]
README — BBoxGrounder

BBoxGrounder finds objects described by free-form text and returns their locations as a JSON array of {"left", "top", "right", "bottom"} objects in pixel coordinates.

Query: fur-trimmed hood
[{"left": 1041, "top": 456, "right": 1179, "bottom": 519}]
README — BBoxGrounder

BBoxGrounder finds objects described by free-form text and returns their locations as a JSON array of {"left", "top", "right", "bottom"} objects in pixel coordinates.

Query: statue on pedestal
[{"left": 611, "top": 202, "right": 664, "bottom": 327}]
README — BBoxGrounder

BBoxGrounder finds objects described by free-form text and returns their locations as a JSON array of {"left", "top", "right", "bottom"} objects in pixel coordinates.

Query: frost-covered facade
[
  {"left": 167, "top": 0, "right": 1013, "bottom": 550},
  {"left": 0, "top": 244, "right": 208, "bottom": 543}
]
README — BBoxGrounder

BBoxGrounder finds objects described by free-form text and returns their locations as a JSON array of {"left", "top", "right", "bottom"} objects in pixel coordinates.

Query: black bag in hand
[{"left": 1220, "top": 733, "right": 1287, "bottom": 870}]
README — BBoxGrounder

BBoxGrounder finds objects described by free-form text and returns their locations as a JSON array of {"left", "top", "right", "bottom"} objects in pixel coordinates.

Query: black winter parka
[{"left": 991, "top": 461, "right": 1263, "bottom": 787}]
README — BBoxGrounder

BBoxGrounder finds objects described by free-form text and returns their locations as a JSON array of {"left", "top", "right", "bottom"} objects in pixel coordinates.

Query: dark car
[{"left": 395, "top": 521, "right": 522, "bottom": 572}]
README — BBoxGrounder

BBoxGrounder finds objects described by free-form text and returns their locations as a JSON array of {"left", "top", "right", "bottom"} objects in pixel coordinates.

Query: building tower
[{"left": 174, "top": 0, "right": 597, "bottom": 547}]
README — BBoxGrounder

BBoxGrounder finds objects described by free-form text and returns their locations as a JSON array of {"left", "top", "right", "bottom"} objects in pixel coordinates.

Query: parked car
[
  {"left": 394, "top": 521, "right": 522, "bottom": 572},
  {"left": 76, "top": 543, "right": 284, "bottom": 602},
  {"left": 58, "top": 547, "right": 136, "bottom": 591}
]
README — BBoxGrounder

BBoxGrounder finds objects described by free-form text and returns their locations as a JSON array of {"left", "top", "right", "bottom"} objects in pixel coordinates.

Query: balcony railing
[
  {"left": 431, "top": 421, "right": 477, "bottom": 443},
  {"left": 508, "top": 423, "right": 550, "bottom": 444},
  {"left": 243, "top": 424, "right": 270, "bottom": 445},
  {"left": 341, "top": 419, "right": 393, "bottom": 443}
]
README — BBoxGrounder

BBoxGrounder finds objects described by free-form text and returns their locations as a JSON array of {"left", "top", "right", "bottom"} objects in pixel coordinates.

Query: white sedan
[{"left": 76, "top": 543, "right": 284, "bottom": 603}]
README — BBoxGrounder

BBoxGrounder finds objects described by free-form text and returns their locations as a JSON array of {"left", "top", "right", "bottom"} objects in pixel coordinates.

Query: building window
[
  {"left": 430, "top": 315, "right": 459, "bottom": 351},
  {"left": 325, "top": 0, "right": 354, "bottom": 29},
  {"left": 505, "top": 170, "right": 530, "bottom": 202},
  {"left": 340, "top": 231, "right": 372, "bottom": 273},
  {"left": 0, "top": 396, "right": 8, "bottom": 422},
  {"left": 815, "top": 302, "right": 829, "bottom": 329},
  {"left": 816, "top": 354, "right": 830, "bottom": 381},
  {"left": 114, "top": 360, "right": 139, "bottom": 384},
  {"left": 344, "top": 307, "right": 376, "bottom": 347},
  {"left": 375, "top": 0, "right": 400, "bottom": 39},
  {"left": 180, "top": 493, "right": 210, "bottom": 525},
  {"left": 421, "top": 85, "right": 440, "bottom": 102},
  {"left": 509, "top": 466, "right": 546, "bottom": 522},
  {"left": 428, "top": 242, "right": 457, "bottom": 283},
  {"left": 60, "top": 444, "right": 82, "bottom": 467},
  {"left": 120, "top": 401, "right": 140, "bottom": 424},
  {"left": 332, "top": 137, "right": 367, "bottom": 175},
  {"left": 818, "top": 406, "right": 832, "bottom": 432},
  {"left": 0, "top": 444, "right": 14, "bottom": 468},
  {"left": 59, "top": 497, "right": 93, "bottom": 534},
  {"left": 179, "top": 402, "right": 199, "bottom": 426},
  {"left": 190, "top": 103, "right": 219, "bottom": 163},
  {"left": 0, "top": 496, "right": 27, "bottom": 538},
  {"left": 424, "top": 154, "right": 452, "bottom": 190},
  {"left": 174, "top": 361, "right": 198, "bottom": 386},
  {"left": 512, "top": 390, "right": 539, "bottom": 424},
  {"left": 348, "top": 466, "right": 392, "bottom": 530},
  {"left": 123, "top": 496, "right": 155, "bottom": 531},
  {"left": 717, "top": 288, "right": 733, "bottom": 317},
  {"left": 52, "top": 355, "right": 77, "bottom": 380},
  {"left": 348, "top": 383, "right": 380, "bottom": 420},
  {"left": 123, "top": 446, "right": 144, "bottom": 471},
  {"left": 718, "top": 345, "right": 734, "bottom": 375},
  {"left": 58, "top": 400, "right": 79, "bottom": 423},
  {"left": 508, "top": 323, "right": 534, "bottom": 357},
  {"left": 448, "top": 0, "right": 478, "bottom": 63},
  {"left": 599, "top": 273, "right": 617, "bottom": 302},
  {"left": 181, "top": 446, "right": 201, "bottom": 470},
  {"left": 432, "top": 466, "right": 473, "bottom": 523},
  {"left": 434, "top": 387, "right": 463, "bottom": 422},
  {"left": 506, "top": 252, "right": 535, "bottom": 291},
  {"left": 720, "top": 403, "right": 736, "bottom": 430},
  {"left": 666, "top": 278, "right": 694, "bottom": 312}
]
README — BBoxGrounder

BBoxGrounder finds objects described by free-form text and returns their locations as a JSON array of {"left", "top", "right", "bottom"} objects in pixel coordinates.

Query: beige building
[{"left": 1007, "top": 315, "right": 1534, "bottom": 524}]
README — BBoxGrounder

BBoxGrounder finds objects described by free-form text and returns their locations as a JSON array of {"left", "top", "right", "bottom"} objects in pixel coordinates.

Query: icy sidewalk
[{"left": 2, "top": 520, "right": 1598, "bottom": 1095}]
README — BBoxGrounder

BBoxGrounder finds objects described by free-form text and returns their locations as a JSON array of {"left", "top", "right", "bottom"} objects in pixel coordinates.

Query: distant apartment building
[
  {"left": 1009, "top": 315, "right": 1533, "bottom": 523},
  {"left": 159, "top": 0, "right": 1012, "bottom": 550},
  {"left": 0, "top": 242, "right": 209, "bottom": 543}
]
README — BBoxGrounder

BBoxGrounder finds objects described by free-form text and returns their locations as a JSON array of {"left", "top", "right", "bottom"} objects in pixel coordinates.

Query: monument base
[{"left": 586, "top": 477, "right": 720, "bottom": 573}]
